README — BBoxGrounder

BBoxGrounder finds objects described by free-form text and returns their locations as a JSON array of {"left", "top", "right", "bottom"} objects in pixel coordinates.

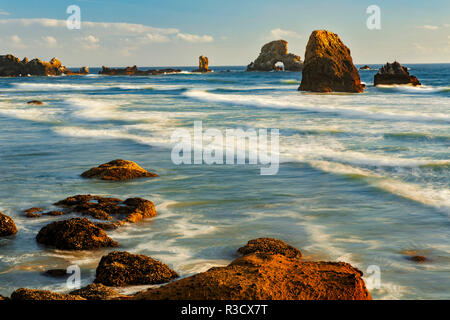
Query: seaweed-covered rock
[
  {"left": 36, "top": 217, "right": 118, "bottom": 250},
  {"left": 70, "top": 283, "right": 125, "bottom": 300},
  {"left": 237, "top": 237, "right": 302, "bottom": 259},
  {"left": 55, "top": 194, "right": 157, "bottom": 223},
  {"left": 81, "top": 159, "right": 157, "bottom": 181},
  {"left": 299, "top": 30, "right": 364, "bottom": 93},
  {"left": 95, "top": 251, "right": 178, "bottom": 286},
  {"left": 135, "top": 240, "right": 371, "bottom": 300},
  {"left": 10, "top": 288, "right": 85, "bottom": 300},
  {"left": 0, "top": 211, "right": 18, "bottom": 236}
]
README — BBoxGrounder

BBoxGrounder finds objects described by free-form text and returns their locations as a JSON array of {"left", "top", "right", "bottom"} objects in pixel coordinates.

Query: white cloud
[
  {"left": 176, "top": 33, "right": 214, "bottom": 43},
  {"left": 419, "top": 25, "right": 440, "bottom": 30},
  {"left": 0, "top": 9, "right": 9, "bottom": 16},
  {"left": 10, "top": 34, "right": 26, "bottom": 48},
  {"left": 42, "top": 35, "right": 58, "bottom": 48},
  {"left": 270, "top": 28, "right": 302, "bottom": 39},
  {"left": 77, "top": 34, "right": 100, "bottom": 50},
  {"left": 144, "top": 33, "right": 170, "bottom": 43}
]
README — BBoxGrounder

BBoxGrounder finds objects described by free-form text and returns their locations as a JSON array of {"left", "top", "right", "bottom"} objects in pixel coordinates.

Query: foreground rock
[
  {"left": 36, "top": 218, "right": 118, "bottom": 250},
  {"left": 135, "top": 239, "right": 371, "bottom": 300},
  {"left": 247, "top": 40, "right": 302, "bottom": 71},
  {"left": 99, "top": 65, "right": 181, "bottom": 76},
  {"left": 135, "top": 251, "right": 371, "bottom": 300},
  {"left": 11, "top": 288, "right": 85, "bottom": 300},
  {"left": 95, "top": 251, "right": 178, "bottom": 286},
  {"left": 374, "top": 61, "right": 421, "bottom": 86},
  {"left": 55, "top": 194, "right": 157, "bottom": 223},
  {"left": 237, "top": 237, "right": 302, "bottom": 259},
  {"left": 0, "top": 212, "right": 18, "bottom": 236},
  {"left": 81, "top": 159, "right": 158, "bottom": 181},
  {"left": 70, "top": 283, "right": 125, "bottom": 300},
  {"left": 299, "top": 30, "right": 364, "bottom": 93},
  {"left": 192, "top": 56, "right": 211, "bottom": 72},
  {"left": 0, "top": 54, "right": 87, "bottom": 77}
]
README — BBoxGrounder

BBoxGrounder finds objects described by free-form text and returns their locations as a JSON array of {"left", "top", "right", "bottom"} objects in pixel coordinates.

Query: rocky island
[
  {"left": 192, "top": 56, "right": 211, "bottom": 72},
  {"left": 299, "top": 30, "right": 364, "bottom": 93},
  {"left": 247, "top": 40, "right": 303, "bottom": 71},
  {"left": 374, "top": 61, "right": 421, "bottom": 86},
  {"left": 99, "top": 65, "right": 181, "bottom": 76},
  {"left": 0, "top": 54, "right": 89, "bottom": 77}
]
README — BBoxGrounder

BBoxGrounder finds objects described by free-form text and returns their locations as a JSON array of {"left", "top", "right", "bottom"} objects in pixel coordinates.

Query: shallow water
[{"left": 0, "top": 65, "right": 449, "bottom": 299}]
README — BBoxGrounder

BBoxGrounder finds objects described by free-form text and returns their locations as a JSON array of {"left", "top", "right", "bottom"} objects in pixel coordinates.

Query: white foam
[{"left": 184, "top": 90, "right": 450, "bottom": 123}]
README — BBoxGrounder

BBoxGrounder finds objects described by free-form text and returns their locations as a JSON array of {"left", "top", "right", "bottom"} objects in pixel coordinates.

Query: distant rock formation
[
  {"left": 299, "top": 30, "right": 364, "bottom": 93},
  {"left": 81, "top": 159, "right": 158, "bottom": 181},
  {"left": 95, "top": 251, "right": 179, "bottom": 286},
  {"left": 247, "top": 40, "right": 302, "bottom": 72},
  {"left": 0, "top": 54, "right": 87, "bottom": 77},
  {"left": 79, "top": 66, "right": 90, "bottom": 74},
  {"left": 135, "top": 238, "right": 372, "bottom": 300},
  {"left": 359, "top": 65, "right": 372, "bottom": 70},
  {"left": 374, "top": 61, "right": 421, "bottom": 86},
  {"left": 36, "top": 217, "right": 119, "bottom": 250},
  {"left": 0, "top": 211, "right": 17, "bottom": 236},
  {"left": 99, "top": 65, "right": 181, "bottom": 76},
  {"left": 192, "top": 55, "right": 211, "bottom": 72}
]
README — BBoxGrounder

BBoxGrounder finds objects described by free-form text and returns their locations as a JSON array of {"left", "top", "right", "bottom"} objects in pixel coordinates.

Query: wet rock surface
[
  {"left": 95, "top": 251, "right": 179, "bottom": 286},
  {"left": 0, "top": 211, "right": 18, "bottom": 236},
  {"left": 237, "top": 237, "right": 302, "bottom": 259},
  {"left": 69, "top": 283, "right": 125, "bottom": 300},
  {"left": 10, "top": 288, "right": 85, "bottom": 300},
  {"left": 36, "top": 217, "right": 118, "bottom": 250},
  {"left": 81, "top": 159, "right": 158, "bottom": 181}
]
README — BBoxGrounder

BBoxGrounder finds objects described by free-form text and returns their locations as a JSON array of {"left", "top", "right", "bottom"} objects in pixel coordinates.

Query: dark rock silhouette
[{"left": 374, "top": 61, "right": 421, "bottom": 86}]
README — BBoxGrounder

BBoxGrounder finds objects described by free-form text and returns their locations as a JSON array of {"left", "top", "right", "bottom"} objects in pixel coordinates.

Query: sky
[{"left": 0, "top": 0, "right": 449, "bottom": 67}]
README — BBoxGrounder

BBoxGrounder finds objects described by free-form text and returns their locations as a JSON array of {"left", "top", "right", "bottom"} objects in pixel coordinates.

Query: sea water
[{"left": 0, "top": 64, "right": 448, "bottom": 299}]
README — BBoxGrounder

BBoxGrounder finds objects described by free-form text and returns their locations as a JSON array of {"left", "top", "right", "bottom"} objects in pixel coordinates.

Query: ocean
[{"left": 0, "top": 64, "right": 449, "bottom": 299}]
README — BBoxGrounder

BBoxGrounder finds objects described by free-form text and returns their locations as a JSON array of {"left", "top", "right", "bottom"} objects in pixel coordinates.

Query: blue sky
[{"left": 0, "top": 0, "right": 449, "bottom": 66}]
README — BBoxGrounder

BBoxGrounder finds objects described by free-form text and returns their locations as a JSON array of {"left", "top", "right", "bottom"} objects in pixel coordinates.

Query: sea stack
[
  {"left": 299, "top": 30, "right": 364, "bottom": 93},
  {"left": 247, "top": 40, "right": 302, "bottom": 71},
  {"left": 374, "top": 62, "right": 421, "bottom": 86},
  {"left": 192, "top": 56, "right": 211, "bottom": 72}
]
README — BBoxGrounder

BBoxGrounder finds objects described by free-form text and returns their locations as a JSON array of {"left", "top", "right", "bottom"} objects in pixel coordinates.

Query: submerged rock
[
  {"left": 24, "top": 207, "right": 43, "bottom": 218},
  {"left": 70, "top": 283, "right": 125, "bottom": 300},
  {"left": 192, "top": 56, "right": 211, "bottom": 72},
  {"left": 81, "top": 159, "right": 158, "bottom": 181},
  {"left": 55, "top": 194, "right": 157, "bottom": 223},
  {"left": 36, "top": 217, "right": 118, "bottom": 250},
  {"left": 99, "top": 65, "right": 181, "bottom": 76},
  {"left": 27, "top": 100, "right": 44, "bottom": 106},
  {"left": 374, "top": 61, "right": 421, "bottom": 86},
  {"left": 247, "top": 40, "right": 302, "bottom": 71},
  {"left": 95, "top": 251, "right": 178, "bottom": 286},
  {"left": 11, "top": 288, "right": 85, "bottom": 300},
  {"left": 0, "top": 211, "right": 18, "bottom": 236},
  {"left": 299, "top": 30, "right": 364, "bottom": 93},
  {"left": 237, "top": 237, "right": 302, "bottom": 259},
  {"left": 0, "top": 54, "right": 86, "bottom": 77},
  {"left": 43, "top": 269, "right": 68, "bottom": 278},
  {"left": 408, "top": 255, "right": 428, "bottom": 263},
  {"left": 135, "top": 250, "right": 371, "bottom": 300}
]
